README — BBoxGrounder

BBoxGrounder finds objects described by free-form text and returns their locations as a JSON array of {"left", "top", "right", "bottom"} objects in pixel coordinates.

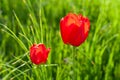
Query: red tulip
[
  {"left": 30, "top": 43, "right": 50, "bottom": 65},
  {"left": 60, "top": 13, "right": 90, "bottom": 46}
]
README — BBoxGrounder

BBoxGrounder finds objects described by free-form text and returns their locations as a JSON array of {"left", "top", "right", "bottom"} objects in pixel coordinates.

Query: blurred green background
[{"left": 0, "top": 0, "right": 120, "bottom": 80}]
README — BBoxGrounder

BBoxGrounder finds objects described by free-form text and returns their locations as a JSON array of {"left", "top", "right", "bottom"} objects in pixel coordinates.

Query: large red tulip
[
  {"left": 60, "top": 13, "right": 90, "bottom": 46},
  {"left": 30, "top": 43, "right": 50, "bottom": 65}
]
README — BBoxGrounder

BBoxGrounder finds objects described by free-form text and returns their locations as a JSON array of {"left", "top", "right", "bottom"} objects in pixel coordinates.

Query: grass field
[{"left": 0, "top": 0, "right": 120, "bottom": 80}]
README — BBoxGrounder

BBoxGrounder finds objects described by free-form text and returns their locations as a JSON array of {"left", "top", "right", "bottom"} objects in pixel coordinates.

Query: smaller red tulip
[
  {"left": 60, "top": 13, "right": 90, "bottom": 46},
  {"left": 30, "top": 43, "right": 50, "bottom": 65}
]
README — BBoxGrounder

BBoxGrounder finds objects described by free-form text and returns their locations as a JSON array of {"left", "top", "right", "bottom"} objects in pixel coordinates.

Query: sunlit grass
[{"left": 0, "top": 0, "right": 120, "bottom": 80}]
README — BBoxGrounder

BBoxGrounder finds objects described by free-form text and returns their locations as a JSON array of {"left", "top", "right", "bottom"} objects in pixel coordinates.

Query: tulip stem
[{"left": 72, "top": 47, "right": 77, "bottom": 80}]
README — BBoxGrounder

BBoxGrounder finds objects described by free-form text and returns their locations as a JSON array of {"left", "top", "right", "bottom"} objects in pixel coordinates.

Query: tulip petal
[
  {"left": 60, "top": 13, "right": 90, "bottom": 46},
  {"left": 30, "top": 43, "right": 50, "bottom": 65}
]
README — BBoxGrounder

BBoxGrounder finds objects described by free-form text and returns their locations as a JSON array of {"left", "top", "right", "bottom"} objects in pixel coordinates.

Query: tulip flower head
[
  {"left": 60, "top": 13, "right": 90, "bottom": 46},
  {"left": 30, "top": 43, "right": 50, "bottom": 65}
]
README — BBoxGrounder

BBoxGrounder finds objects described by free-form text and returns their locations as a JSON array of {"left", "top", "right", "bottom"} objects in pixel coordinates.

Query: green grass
[{"left": 0, "top": 0, "right": 120, "bottom": 80}]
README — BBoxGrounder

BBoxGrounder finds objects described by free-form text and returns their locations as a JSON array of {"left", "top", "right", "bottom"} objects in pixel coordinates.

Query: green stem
[{"left": 72, "top": 46, "right": 77, "bottom": 80}]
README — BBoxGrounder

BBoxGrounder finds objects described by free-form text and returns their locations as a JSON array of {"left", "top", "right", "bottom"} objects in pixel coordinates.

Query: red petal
[
  {"left": 30, "top": 43, "right": 50, "bottom": 65},
  {"left": 60, "top": 13, "right": 90, "bottom": 47},
  {"left": 67, "top": 23, "right": 84, "bottom": 46}
]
